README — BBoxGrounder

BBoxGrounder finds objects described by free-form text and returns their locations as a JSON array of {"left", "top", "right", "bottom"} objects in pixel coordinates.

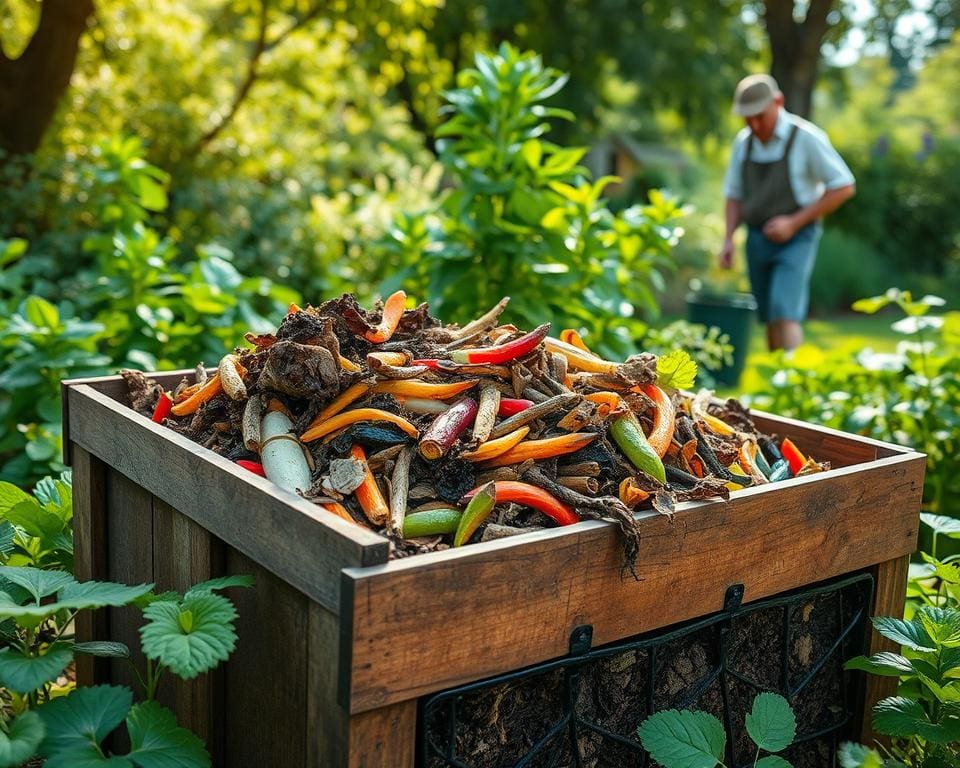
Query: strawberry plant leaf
[
  {"left": 184, "top": 574, "right": 253, "bottom": 596},
  {"left": 57, "top": 579, "right": 155, "bottom": 611},
  {"left": 0, "top": 641, "right": 73, "bottom": 693},
  {"left": 5, "top": 500, "right": 67, "bottom": 538},
  {"left": 0, "top": 521, "right": 15, "bottom": 558},
  {"left": 126, "top": 700, "right": 210, "bottom": 768},
  {"left": 140, "top": 592, "right": 238, "bottom": 679},
  {"left": 837, "top": 742, "right": 885, "bottom": 768},
  {"left": 657, "top": 350, "right": 698, "bottom": 390},
  {"left": 72, "top": 641, "right": 130, "bottom": 659},
  {"left": 38, "top": 685, "right": 132, "bottom": 757},
  {"left": 755, "top": 757, "right": 792, "bottom": 768},
  {"left": 872, "top": 696, "right": 960, "bottom": 743},
  {"left": 745, "top": 692, "right": 796, "bottom": 753},
  {"left": 44, "top": 744, "right": 133, "bottom": 768},
  {"left": 920, "top": 513, "right": 960, "bottom": 539},
  {"left": 0, "top": 482, "right": 33, "bottom": 516},
  {"left": 636, "top": 709, "right": 725, "bottom": 768},
  {"left": 844, "top": 652, "right": 915, "bottom": 676},
  {"left": 0, "top": 566, "right": 75, "bottom": 603},
  {"left": 0, "top": 710, "right": 45, "bottom": 768},
  {"left": 872, "top": 616, "right": 935, "bottom": 652}
]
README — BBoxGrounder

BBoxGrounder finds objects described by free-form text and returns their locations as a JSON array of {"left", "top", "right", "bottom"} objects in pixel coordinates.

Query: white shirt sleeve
[
  {"left": 803, "top": 128, "right": 855, "bottom": 190},
  {"left": 722, "top": 133, "right": 747, "bottom": 200}
]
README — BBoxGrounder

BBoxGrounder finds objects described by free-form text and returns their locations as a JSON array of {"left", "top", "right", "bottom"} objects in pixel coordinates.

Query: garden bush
[{"left": 808, "top": 230, "right": 890, "bottom": 316}]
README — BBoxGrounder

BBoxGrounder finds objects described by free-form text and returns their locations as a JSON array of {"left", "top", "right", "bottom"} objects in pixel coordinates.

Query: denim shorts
[{"left": 745, "top": 223, "right": 821, "bottom": 323}]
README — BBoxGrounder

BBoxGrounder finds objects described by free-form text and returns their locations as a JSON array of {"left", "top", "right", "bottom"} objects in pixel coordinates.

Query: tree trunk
[
  {"left": 763, "top": 0, "right": 834, "bottom": 118},
  {"left": 0, "top": 0, "right": 95, "bottom": 157}
]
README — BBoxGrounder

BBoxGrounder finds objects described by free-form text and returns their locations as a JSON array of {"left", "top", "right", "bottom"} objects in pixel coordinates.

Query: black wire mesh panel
[{"left": 418, "top": 572, "right": 873, "bottom": 768}]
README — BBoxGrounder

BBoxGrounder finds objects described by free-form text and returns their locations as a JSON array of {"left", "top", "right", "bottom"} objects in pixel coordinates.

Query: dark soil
[{"left": 423, "top": 582, "right": 867, "bottom": 768}]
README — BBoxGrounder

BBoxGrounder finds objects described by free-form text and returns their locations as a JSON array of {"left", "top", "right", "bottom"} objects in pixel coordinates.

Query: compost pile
[{"left": 123, "top": 292, "right": 827, "bottom": 564}]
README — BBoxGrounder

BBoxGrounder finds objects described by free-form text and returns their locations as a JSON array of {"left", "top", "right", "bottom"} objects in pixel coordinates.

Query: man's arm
[
  {"left": 762, "top": 184, "right": 855, "bottom": 243},
  {"left": 719, "top": 197, "right": 742, "bottom": 269}
]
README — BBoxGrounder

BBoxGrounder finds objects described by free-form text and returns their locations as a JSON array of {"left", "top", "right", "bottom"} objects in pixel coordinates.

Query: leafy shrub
[
  {"left": 377, "top": 44, "right": 687, "bottom": 361},
  {"left": 745, "top": 289, "right": 960, "bottom": 518},
  {"left": 809, "top": 229, "right": 890, "bottom": 315}
]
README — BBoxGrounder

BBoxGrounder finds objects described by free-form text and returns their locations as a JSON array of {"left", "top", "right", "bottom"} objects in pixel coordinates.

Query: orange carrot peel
[
  {"left": 306, "top": 382, "right": 373, "bottom": 430},
  {"left": 544, "top": 337, "right": 618, "bottom": 374},
  {"left": 481, "top": 431, "right": 598, "bottom": 468},
  {"left": 300, "top": 408, "right": 419, "bottom": 443},
  {"left": 364, "top": 290, "right": 406, "bottom": 343},
  {"left": 639, "top": 384, "right": 676, "bottom": 458},
  {"left": 170, "top": 374, "right": 222, "bottom": 416},
  {"left": 619, "top": 477, "right": 651, "bottom": 508},
  {"left": 371, "top": 379, "right": 478, "bottom": 399},
  {"left": 461, "top": 480, "right": 580, "bottom": 526},
  {"left": 350, "top": 445, "right": 390, "bottom": 526},
  {"left": 459, "top": 426, "right": 531, "bottom": 462},
  {"left": 559, "top": 328, "right": 595, "bottom": 355}
]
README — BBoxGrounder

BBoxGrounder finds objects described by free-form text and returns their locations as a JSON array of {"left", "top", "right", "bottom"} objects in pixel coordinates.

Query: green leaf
[
  {"left": 920, "top": 513, "right": 960, "bottom": 539},
  {"left": 5, "top": 499, "right": 67, "bottom": 538},
  {"left": 872, "top": 616, "right": 935, "bottom": 652},
  {"left": 636, "top": 709, "right": 725, "bottom": 768},
  {"left": 184, "top": 574, "right": 254, "bottom": 596},
  {"left": 44, "top": 744, "right": 133, "bottom": 768},
  {"left": 755, "top": 757, "right": 792, "bottom": 768},
  {"left": 852, "top": 294, "right": 894, "bottom": 314},
  {"left": 872, "top": 696, "right": 960, "bottom": 743},
  {"left": 745, "top": 693, "right": 796, "bottom": 753},
  {"left": 140, "top": 592, "right": 238, "bottom": 679},
  {"left": 0, "top": 483, "right": 32, "bottom": 517},
  {"left": 57, "top": 579, "right": 155, "bottom": 610},
  {"left": 657, "top": 350, "right": 698, "bottom": 390},
  {"left": 38, "top": 685, "right": 132, "bottom": 756},
  {"left": 844, "top": 652, "right": 915, "bottom": 677},
  {"left": 0, "top": 710, "right": 45, "bottom": 768},
  {"left": 837, "top": 742, "right": 884, "bottom": 768},
  {"left": 126, "top": 700, "right": 210, "bottom": 768},
  {"left": 0, "top": 642, "right": 73, "bottom": 693},
  {"left": 0, "top": 566, "right": 75, "bottom": 603},
  {"left": 0, "top": 521, "right": 15, "bottom": 558},
  {"left": 72, "top": 641, "right": 130, "bottom": 659},
  {"left": 24, "top": 295, "right": 60, "bottom": 329}
]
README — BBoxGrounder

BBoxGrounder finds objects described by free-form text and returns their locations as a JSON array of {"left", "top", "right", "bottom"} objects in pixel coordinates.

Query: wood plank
[
  {"left": 71, "top": 445, "right": 110, "bottom": 685},
  {"left": 105, "top": 468, "right": 155, "bottom": 699},
  {"left": 308, "top": 603, "right": 348, "bottom": 768},
  {"left": 347, "top": 702, "right": 417, "bottom": 768},
  {"left": 859, "top": 554, "right": 911, "bottom": 744},
  {"left": 223, "top": 548, "right": 309, "bottom": 768},
  {"left": 152, "top": 498, "right": 224, "bottom": 752},
  {"left": 342, "top": 452, "right": 925, "bottom": 713},
  {"left": 67, "top": 383, "right": 388, "bottom": 612}
]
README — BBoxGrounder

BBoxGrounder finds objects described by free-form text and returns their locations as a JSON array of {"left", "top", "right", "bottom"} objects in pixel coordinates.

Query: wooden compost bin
[{"left": 63, "top": 371, "right": 925, "bottom": 768}]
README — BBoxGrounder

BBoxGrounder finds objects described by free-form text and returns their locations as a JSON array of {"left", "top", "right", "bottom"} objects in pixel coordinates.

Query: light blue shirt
[{"left": 723, "top": 110, "right": 855, "bottom": 208}]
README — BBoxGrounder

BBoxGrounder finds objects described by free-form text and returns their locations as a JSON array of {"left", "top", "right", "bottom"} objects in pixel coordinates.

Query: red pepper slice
[
  {"left": 151, "top": 392, "right": 173, "bottom": 423},
  {"left": 461, "top": 480, "right": 580, "bottom": 527},
  {"left": 448, "top": 324, "right": 550, "bottom": 365},
  {"left": 497, "top": 398, "right": 534, "bottom": 417},
  {"left": 236, "top": 459, "right": 267, "bottom": 477},
  {"left": 408, "top": 358, "right": 453, "bottom": 370},
  {"left": 780, "top": 437, "right": 806, "bottom": 475}
]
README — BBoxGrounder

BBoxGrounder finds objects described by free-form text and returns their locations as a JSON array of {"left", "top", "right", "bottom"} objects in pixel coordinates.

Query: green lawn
[{"left": 734, "top": 310, "right": 902, "bottom": 394}]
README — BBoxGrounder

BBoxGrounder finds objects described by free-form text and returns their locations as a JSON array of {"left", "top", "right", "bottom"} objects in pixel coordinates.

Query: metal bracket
[
  {"left": 724, "top": 583, "right": 745, "bottom": 612},
  {"left": 569, "top": 624, "right": 593, "bottom": 656}
]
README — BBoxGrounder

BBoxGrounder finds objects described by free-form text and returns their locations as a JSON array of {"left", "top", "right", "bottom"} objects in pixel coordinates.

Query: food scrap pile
[{"left": 123, "top": 292, "right": 828, "bottom": 565}]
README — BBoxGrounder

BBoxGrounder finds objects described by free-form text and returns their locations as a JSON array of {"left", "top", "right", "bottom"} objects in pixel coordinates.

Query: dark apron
[{"left": 740, "top": 124, "right": 800, "bottom": 228}]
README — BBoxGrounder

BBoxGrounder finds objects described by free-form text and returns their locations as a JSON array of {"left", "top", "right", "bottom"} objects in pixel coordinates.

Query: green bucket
[{"left": 686, "top": 291, "right": 758, "bottom": 388}]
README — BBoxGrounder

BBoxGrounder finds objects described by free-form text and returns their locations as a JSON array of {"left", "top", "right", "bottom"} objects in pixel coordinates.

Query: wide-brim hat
[{"left": 732, "top": 74, "right": 780, "bottom": 117}]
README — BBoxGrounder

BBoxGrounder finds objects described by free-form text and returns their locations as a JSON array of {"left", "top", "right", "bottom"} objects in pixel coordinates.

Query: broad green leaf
[
  {"left": 57, "top": 579, "right": 155, "bottom": 610},
  {"left": 0, "top": 566, "right": 75, "bottom": 603},
  {"left": 5, "top": 499, "right": 67, "bottom": 538},
  {"left": 745, "top": 693, "right": 795, "bottom": 753},
  {"left": 184, "top": 574, "right": 254, "bottom": 596},
  {"left": 852, "top": 294, "right": 894, "bottom": 314},
  {"left": 0, "top": 710, "right": 45, "bottom": 768},
  {"left": 0, "top": 483, "right": 32, "bottom": 517},
  {"left": 38, "top": 685, "right": 132, "bottom": 756},
  {"left": 916, "top": 673, "right": 960, "bottom": 704},
  {"left": 837, "top": 742, "right": 884, "bottom": 768},
  {"left": 920, "top": 513, "right": 960, "bottom": 539},
  {"left": 657, "top": 350, "right": 698, "bottom": 390},
  {"left": 844, "top": 652, "right": 915, "bottom": 676},
  {"left": 44, "top": 744, "right": 133, "bottom": 768},
  {"left": 140, "top": 592, "right": 238, "bottom": 678},
  {"left": 24, "top": 295, "right": 60, "bottom": 329},
  {"left": 72, "top": 641, "right": 130, "bottom": 659},
  {"left": 755, "top": 757, "right": 792, "bottom": 768},
  {"left": 0, "top": 642, "right": 74, "bottom": 693},
  {"left": 872, "top": 696, "right": 960, "bottom": 743},
  {"left": 919, "top": 553, "right": 960, "bottom": 585},
  {"left": 872, "top": 616, "right": 935, "bottom": 652},
  {"left": 636, "top": 709, "right": 725, "bottom": 768},
  {"left": 0, "top": 521, "right": 15, "bottom": 558},
  {"left": 126, "top": 700, "right": 210, "bottom": 768}
]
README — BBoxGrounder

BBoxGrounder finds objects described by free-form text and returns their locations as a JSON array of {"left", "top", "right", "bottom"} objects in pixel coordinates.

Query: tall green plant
[{"left": 378, "top": 44, "right": 686, "bottom": 360}]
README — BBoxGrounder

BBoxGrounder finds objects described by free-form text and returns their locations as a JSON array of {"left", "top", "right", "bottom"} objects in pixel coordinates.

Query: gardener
[{"left": 719, "top": 74, "right": 856, "bottom": 352}]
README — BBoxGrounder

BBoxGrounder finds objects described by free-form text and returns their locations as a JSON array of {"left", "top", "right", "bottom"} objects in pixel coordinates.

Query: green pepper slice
[{"left": 610, "top": 414, "right": 666, "bottom": 484}]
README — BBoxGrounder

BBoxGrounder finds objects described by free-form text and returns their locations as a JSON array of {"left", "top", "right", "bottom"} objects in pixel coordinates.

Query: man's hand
[
  {"left": 762, "top": 214, "right": 798, "bottom": 243},
  {"left": 718, "top": 238, "right": 735, "bottom": 269}
]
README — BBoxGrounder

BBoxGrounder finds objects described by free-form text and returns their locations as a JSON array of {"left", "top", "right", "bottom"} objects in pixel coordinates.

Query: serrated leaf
[
  {"left": 636, "top": 709, "right": 725, "bottom": 768},
  {"left": 0, "top": 482, "right": 32, "bottom": 516},
  {"left": 126, "top": 700, "right": 210, "bottom": 768},
  {"left": 0, "top": 710, "right": 45, "bottom": 768},
  {"left": 184, "top": 574, "right": 254, "bottom": 596},
  {"left": 872, "top": 616, "right": 935, "bottom": 652},
  {"left": 44, "top": 745, "right": 134, "bottom": 768},
  {"left": 38, "top": 685, "right": 132, "bottom": 756},
  {"left": 140, "top": 592, "right": 238, "bottom": 679},
  {"left": 0, "top": 642, "right": 73, "bottom": 693},
  {"left": 755, "top": 757, "right": 792, "bottom": 768},
  {"left": 0, "top": 566, "right": 75, "bottom": 603},
  {"left": 57, "top": 579, "right": 155, "bottom": 610},
  {"left": 657, "top": 350, "right": 698, "bottom": 390},
  {"left": 845, "top": 652, "right": 915, "bottom": 676},
  {"left": 0, "top": 521, "right": 15, "bottom": 558},
  {"left": 872, "top": 696, "right": 960, "bottom": 743},
  {"left": 838, "top": 742, "right": 884, "bottom": 768},
  {"left": 5, "top": 499, "right": 67, "bottom": 538},
  {"left": 745, "top": 693, "right": 796, "bottom": 753},
  {"left": 72, "top": 641, "right": 130, "bottom": 659}
]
